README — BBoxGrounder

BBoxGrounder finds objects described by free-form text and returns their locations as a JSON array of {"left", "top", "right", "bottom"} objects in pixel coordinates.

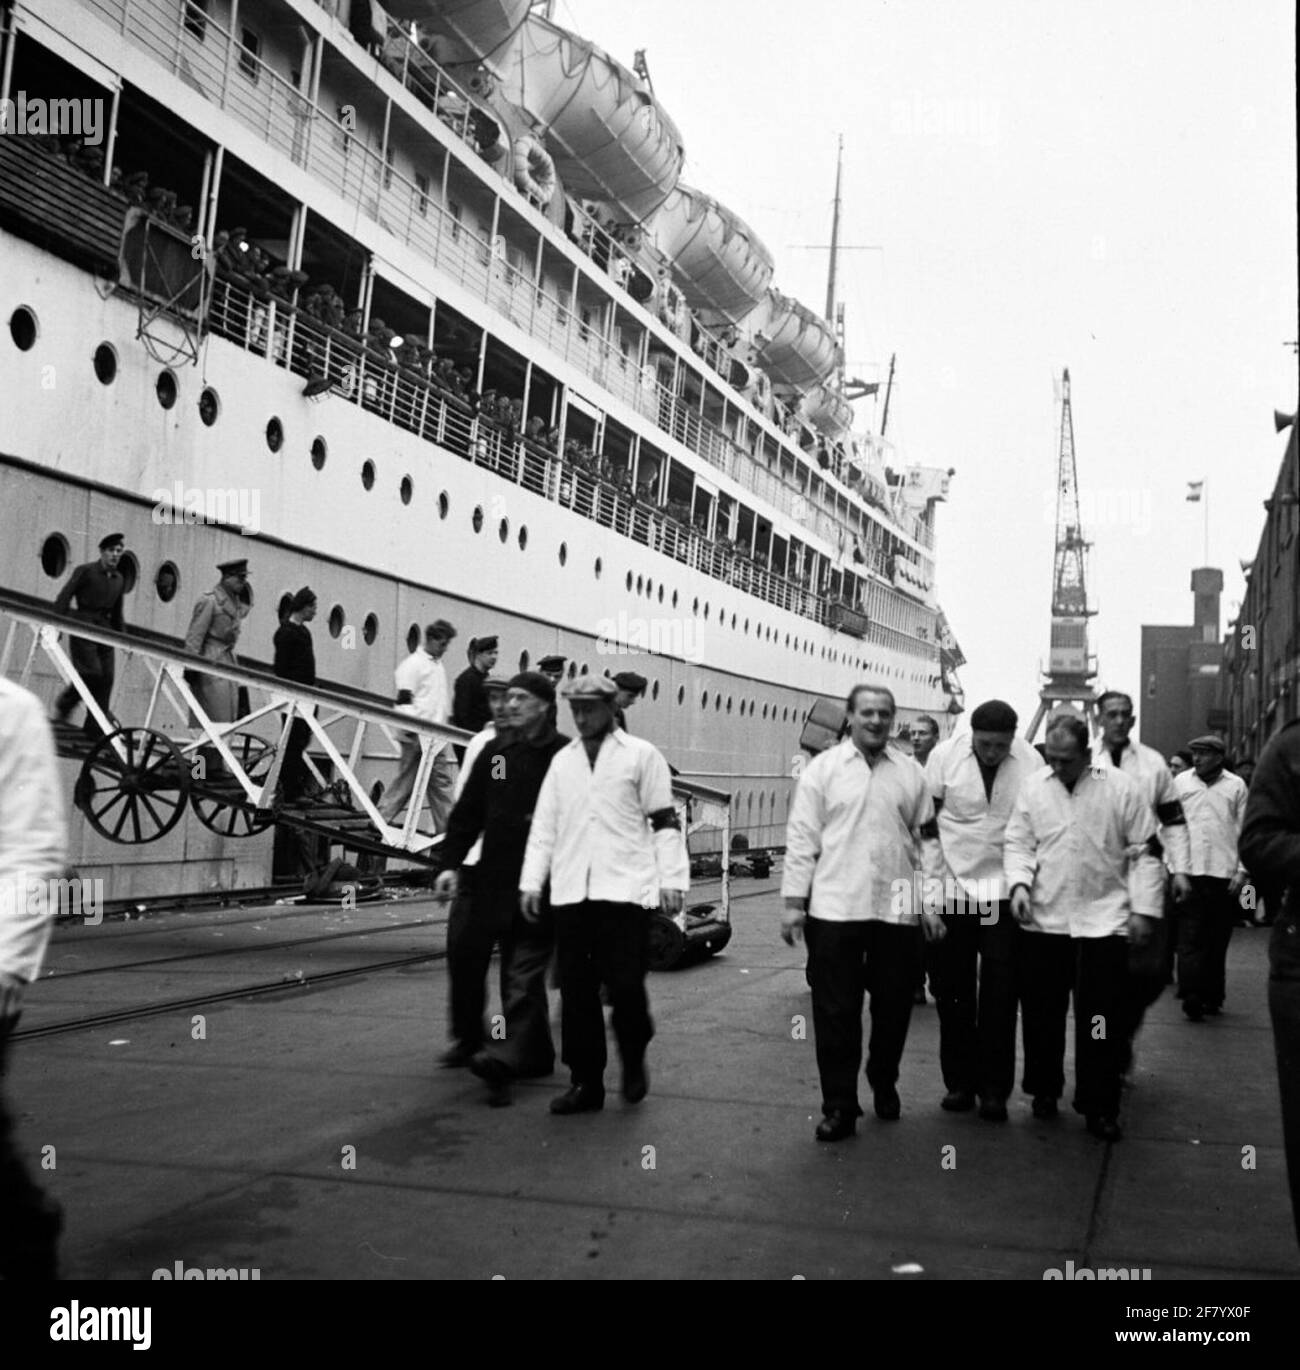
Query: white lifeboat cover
[
  {"left": 654, "top": 184, "right": 774, "bottom": 327},
  {"left": 747, "top": 288, "right": 841, "bottom": 390},
  {"left": 799, "top": 383, "right": 854, "bottom": 437},
  {"left": 507, "top": 14, "right": 685, "bottom": 222},
  {"left": 384, "top": 0, "right": 530, "bottom": 73}
]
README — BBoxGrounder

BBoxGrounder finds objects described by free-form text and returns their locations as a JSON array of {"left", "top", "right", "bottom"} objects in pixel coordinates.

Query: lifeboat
[
  {"left": 653, "top": 184, "right": 773, "bottom": 328},
  {"left": 799, "top": 383, "right": 854, "bottom": 438},
  {"left": 383, "top": 0, "right": 531, "bottom": 74},
  {"left": 746, "top": 289, "right": 840, "bottom": 390},
  {"left": 506, "top": 14, "right": 685, "bottom": 222}
]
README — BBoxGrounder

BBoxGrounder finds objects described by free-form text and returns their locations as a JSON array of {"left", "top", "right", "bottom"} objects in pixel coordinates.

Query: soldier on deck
[{"left": 52, "top": 532, "right": 127, "bottom": 739}]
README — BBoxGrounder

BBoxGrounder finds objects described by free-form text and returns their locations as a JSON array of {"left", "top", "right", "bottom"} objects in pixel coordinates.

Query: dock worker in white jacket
[
  {"left": 0, "top": 679, "right": 68, "bottom": 1279},
  {"left": 1004, "top": 713, "right": 1165, "bottom": 1142},
  {"left": 520, "top": 673, "right": 688, "bottom": 1116},
  {"left": 925, "top": 699, "right": 1043, "bottom": 1122},
  {"left": 781, "top": 683, "right": 946, "bottom": 1142}
]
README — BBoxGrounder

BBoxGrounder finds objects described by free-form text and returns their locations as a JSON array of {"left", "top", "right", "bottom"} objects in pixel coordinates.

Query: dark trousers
[
  {"left": 1018, "top": 931, "right": 1129, "bottom": 1119},
  {"left": 553, "top": 901, "right": 653, "bottom": 1089},
  {"left": 279, "top": 717, "right": 312, "bottom": 800},
  {"left": 55, "top": 638, "right": 115, "bottom": 739},
  {"left": 1178, "top": 876, "right": 1237, "bottom": 1009},
  {"left": 447, "top": 874, "right": 555, "bottom": 1075},
  {"left": 1269, "top": 905, "right": 1300, "bottom": 1247},
  {"left": 805, "top": 917, "right": 918, "bottom": 1117},
  {"left": 926, "top": 899, "right": 1018, "bottom": 1101},
  {"left": 0, "top": 1018, "right": 62, "bottom": 1279}
]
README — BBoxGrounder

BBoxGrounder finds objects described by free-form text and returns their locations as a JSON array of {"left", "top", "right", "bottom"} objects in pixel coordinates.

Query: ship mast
[{"left": 825, "top": 135, "right": 843, "bottom": 330}]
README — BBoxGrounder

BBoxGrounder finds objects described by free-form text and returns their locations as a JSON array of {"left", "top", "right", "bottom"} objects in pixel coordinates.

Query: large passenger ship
[{"left": 0, "top": 0, "right": 965, "bottom": 896}]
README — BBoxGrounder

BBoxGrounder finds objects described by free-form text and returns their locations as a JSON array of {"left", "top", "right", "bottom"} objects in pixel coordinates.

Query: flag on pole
[{"left": 1186, "top": 481, "right": 1204, "bottom": 502}]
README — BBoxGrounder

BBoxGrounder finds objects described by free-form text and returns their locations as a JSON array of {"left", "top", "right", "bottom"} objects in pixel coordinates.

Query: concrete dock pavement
[{"left": 5, "top": 887, "right": 1297, "bottom": 1282}]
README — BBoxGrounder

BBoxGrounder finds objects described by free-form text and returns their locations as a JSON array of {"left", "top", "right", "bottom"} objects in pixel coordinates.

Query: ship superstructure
[{"left": 0, "top": 0, "right": 961, "bottom": 893}]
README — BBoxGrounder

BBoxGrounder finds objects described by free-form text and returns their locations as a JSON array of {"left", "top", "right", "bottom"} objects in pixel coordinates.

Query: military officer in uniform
[
  {"left": 52, "top": 532, "right": 127, "bottom": 739},
  {"left": 184, "top": 559, "right": 253, "bottom": 725}
]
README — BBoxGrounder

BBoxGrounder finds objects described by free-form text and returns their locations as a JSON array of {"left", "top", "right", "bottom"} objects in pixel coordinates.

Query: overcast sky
[{"left": 557, "top": 0, "right": 1297, "bottom": 730}]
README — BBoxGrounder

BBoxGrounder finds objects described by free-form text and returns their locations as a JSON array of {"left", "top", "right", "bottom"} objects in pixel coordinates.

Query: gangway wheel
[
  {"left": 648, "top": 902, "right": 732, "bottom": 971},
  {"left": 74, "top": 727, "right": 189, "bottom": 844},
  {"left": 190, "top": 732, "right": 276, "bottom": 837}
]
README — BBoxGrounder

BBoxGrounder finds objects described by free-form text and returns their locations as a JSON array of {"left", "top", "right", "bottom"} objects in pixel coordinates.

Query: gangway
[
  {"left": 0, "top": 590, "right": 469, "bottom": 866},
  {"left": 0, "top": 591, "right": 734, "bottom": 962}
]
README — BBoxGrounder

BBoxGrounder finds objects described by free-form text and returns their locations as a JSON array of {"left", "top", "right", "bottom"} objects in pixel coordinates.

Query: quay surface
[{"left": 9, "top": 883, "right": 1297, "bottom": 1283}]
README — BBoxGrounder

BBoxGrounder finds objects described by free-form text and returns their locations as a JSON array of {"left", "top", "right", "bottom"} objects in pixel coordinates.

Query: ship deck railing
[
  {"left": 204, "top": 278, "right": 937, "bottom": 661},
  {"left": 82, "top": 0, "right": 930, "bottom": 559}
]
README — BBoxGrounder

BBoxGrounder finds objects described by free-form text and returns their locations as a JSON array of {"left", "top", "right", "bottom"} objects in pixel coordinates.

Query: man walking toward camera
[{"left": 781, "top": 684, "right": 945, "bottom": 1142}]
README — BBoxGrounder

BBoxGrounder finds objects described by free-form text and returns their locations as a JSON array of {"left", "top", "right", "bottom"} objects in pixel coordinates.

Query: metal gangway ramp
[{"left": 0, "top": 589, "right": 469, "bottom": 866}]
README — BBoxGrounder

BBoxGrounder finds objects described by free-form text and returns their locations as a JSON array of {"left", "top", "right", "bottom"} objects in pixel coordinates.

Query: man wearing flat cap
[
  {"left": 436, "top": 672, "right": 568, "bottom": 1104},
  {"left": 1173, "top": 735, "right": 1249, "bottom": 1021},
  {"left": 452, "top": 635, "right": 499, "bottom": 734},
  {"left": 520, "top": 673, "right": 689, "bottom": 1114},
  {"left": 538, "top": 655, "right": 567, "bottom": 688},
  {"left": 613, "top": 671, "right": 647, "bottom": 734},
  {"left": 52, "top": 533, "right": 127, "bottom": 739},
  {"left": 924, "top": 699, "right": 1042, "bottom": 1121},
  {"left": 272, "top": 588, "right": 317, "bottom": 802},
  {"left": 184, "top": 559, "right": 253, "bottom": 726}
]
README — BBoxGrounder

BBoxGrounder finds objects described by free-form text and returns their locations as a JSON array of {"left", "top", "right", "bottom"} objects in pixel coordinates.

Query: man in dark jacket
[
  {"left": 434, "top": 671, "right": 566, "bottom": 1105},
  {"left": 452, "top": 634, "right": 499, "bottom": 734},
  {"left": 272, "top": 587, "right": 317, "bottom": 802},
  {"left": 1239, "top": 717, "right": 1300, "bottom": 1247},
  {"left": 52, "top": 532, "right": 126, "bottom": 739}
]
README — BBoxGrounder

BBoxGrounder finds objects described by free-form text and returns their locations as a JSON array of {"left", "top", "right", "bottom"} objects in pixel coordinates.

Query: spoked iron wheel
[
  {"left": 190, "top": 732, "right": 277, "bottom": 837},
  {"left": 75, "top": 727, "right": 189, "bottom": 844}
]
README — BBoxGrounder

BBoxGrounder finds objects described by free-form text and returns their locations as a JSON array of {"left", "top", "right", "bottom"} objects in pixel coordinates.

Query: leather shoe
[
  {"left": 439, "top": 1045, "right": 476, "bottom": 1068},
  {"left": 1086, "top": 1114, "right": 1123, "bottom": 1142},
  {"left": 978, "top": 1096, "right": 1008, "bottom": 1122},
  {"left": 1183, "top": 998, "right": 1205, "bottom": 1022},
  {"left": 873, "top": 1087, "right": 901, "bottom": 1121},
  {"left": 549, "top": 1083, "right": 604, "bottom": 1115},
  {"left": 470, "top": 1051, "right": 513, "bottom": 1107},
  {"left": 815, "top": 1110, "right": 857, "bottom": 1142},
  {"left": 622, "top": 1060, "right": 648, "bottom": 1104},
  {"left": 941, "top": 1089, "right": 976, "bottom": 1112},
  {"left": 1031, "top": 1095, "right": 1058, "bottom": 1119}
]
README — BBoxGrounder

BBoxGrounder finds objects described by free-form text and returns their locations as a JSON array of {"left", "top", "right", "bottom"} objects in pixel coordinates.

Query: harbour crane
[{"left": 1025, "top": 368, "right": 1099, "bottom": 740}]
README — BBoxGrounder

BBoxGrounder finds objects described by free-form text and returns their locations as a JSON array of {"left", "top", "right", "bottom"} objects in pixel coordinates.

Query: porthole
[
  {"left": 646, "top": 579, "right": 654, "bottom": 598},
  {"left": 328, "top": 605, "right": 345, "bottom": 638},
  {"left": 400, "top": 475, "right": 414, "bottom": 505},
  {"left": 439, "top": 491, "right": 450, "bottom": 519},
  {"left": 498, "top": 518, "right": 510, "bottom": 543},
  {"left": 517, "top": 525, "right": 528, "bottom": 550},
  {"left": 762, "top": 704, "right": 768, "bottom": 719},
  {"left": 93, "top": 342, "right": 117, "bottom": 384},
  {"left": 362, "top": 459, "right": 376, "bottom": 491},
  {"left": 652, "top": 680, "right": 660, "bottom": 701},
  {"left": 704, "top": 603, "right": 710, "bottom": 621},
  {"left": 154, "top": 560, "right": 179, "bottom": 602},
  {"left": 406, "top": 622, "right": 420, "bottom": 652},
  {"left": 715, "top": 695, "right": 722, "bottom": 711},
  {"left": 580, "top": 662, "right": 589, "bottom": 675},
  {"left": 118, "top": 552, "right": 139, "bottom": 593},
  {"left": 472, "top": 505, "right": 484, "bottom": 533},
  {"left": 677, "top": 685, "right": 685, "bottom": 705},
  {"left": 311, "top": 436, "right": 327, "bottom": 470},
  {"left": 568, "top": 661, "right": 577, "bottom": 678},
  {"left": 266, "top": 416, "right": 284, "bottom": 452},
  {"left": 693, "top": 597, "right": 700, "bottom": 615},
  {"left": 672, "top": 591, "right": 679, "bottom": 608},
  {"left": 626, "top": 571, "right": 634, "bottom": 592},
  {"left": 559, "top": 542, "right": 568, "bottom": 566},
  {"left": 731, "top": 613, "right": 737, "bottom": 629},
  {"left": 594, "top": 558, "right": 602, "bottom": 578},
  {"left": 658, "top": 585, "right": 665, "bottom": 604},
  {"left": 156, "top": 370, "right": 178, "bottom": 409},
  {"left": 636, "top": 575, "right": 644, "bottom": 595},
  {"left": 726, "top": 697, "right": 733, "bottom": 714},
  {"left": 9, "top": 306, "right": 37, "bottom": 351},
  {"left": 519, "top": 650, "right": 530, "bottom": 671},
  {"left": 363, "top": 613, "right": 379, "bottom": 645},
  {"left": 40, "top": 533, "right": 69, "bottom": 578},
  {"left": 198, "top": 386, "right": 219, "bottom": 425}
]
